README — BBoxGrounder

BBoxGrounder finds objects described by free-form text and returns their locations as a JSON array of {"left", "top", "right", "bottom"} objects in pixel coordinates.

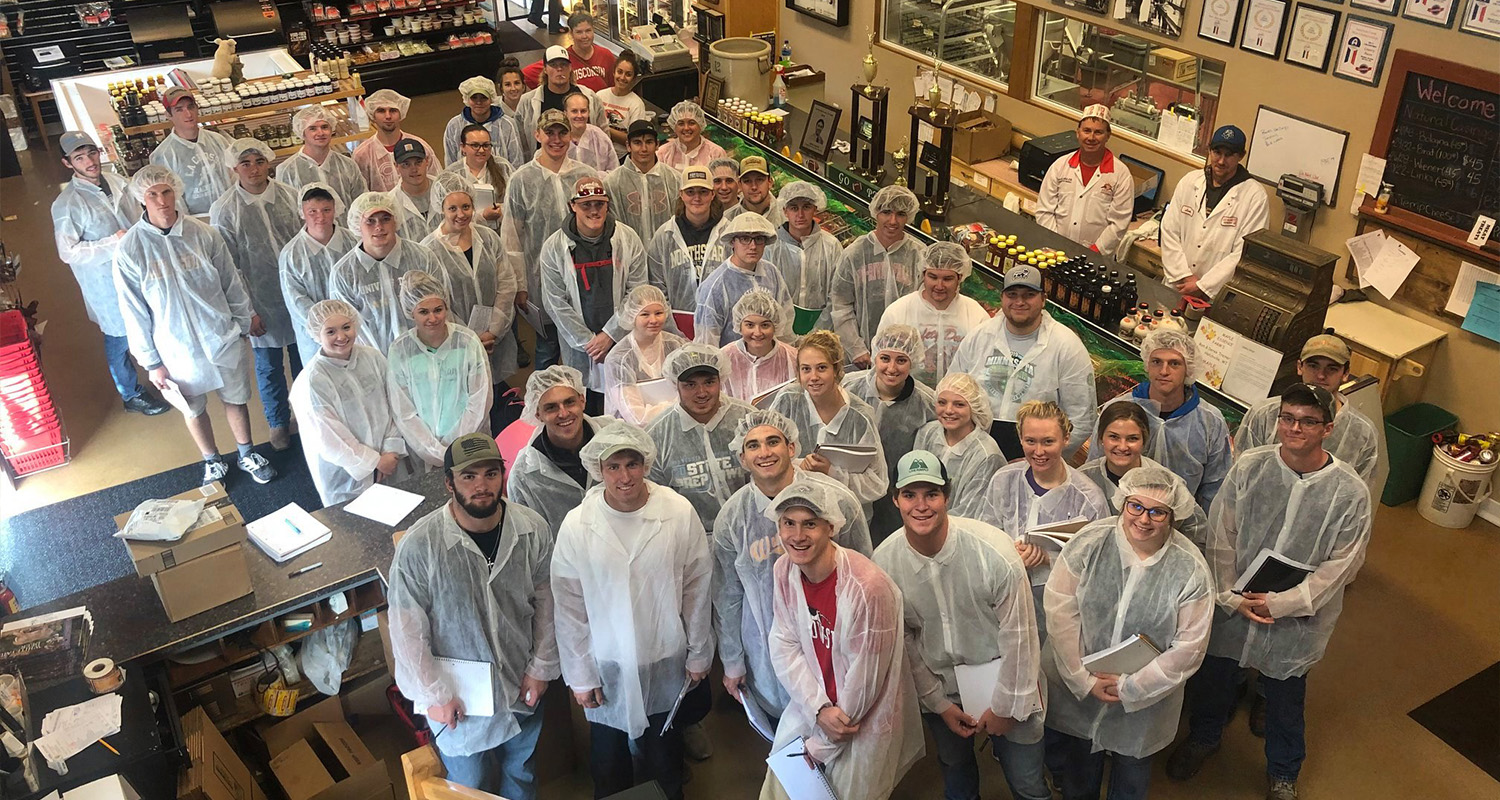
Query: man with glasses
[
  {"left": 444, "top": 76, "right": 524, "bottom": 167},
  {"left": 149, "top": 87, "right": 233, "bottom": 214},
  {"left": 694, "top": 213, "right": 795, "bottom": 347},
  {"left": 1168, "top": 383, "right": 1372, "bottom": 800}
]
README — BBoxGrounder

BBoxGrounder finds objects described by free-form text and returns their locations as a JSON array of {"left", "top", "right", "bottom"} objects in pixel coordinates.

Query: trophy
[
  {"left": 862, "top": 31, "right": 879, "bottom": 84},
  {"left": 892, "top": 142, "right": 909, "bottom": 187},
  {"left": 849, "top": 28, "right": 890, "bottom": 181}
]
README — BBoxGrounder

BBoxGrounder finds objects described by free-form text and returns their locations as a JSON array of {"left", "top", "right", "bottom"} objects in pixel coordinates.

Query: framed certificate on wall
[
  {"left": 1200, "top": 0, "right": 1245, "bottom": 43},
  {"left": 1332, "top": 15, "right": 1394, "bottom": 85},
  {"left": 1241, "top": 0, "right": 1291, "bottom": 57},
  {"left": 1401, "top": 0, "right": 1459, "bottom": 26},
  {"left": 1286, "top": 4, "right": 1340, "bottom": 71}
]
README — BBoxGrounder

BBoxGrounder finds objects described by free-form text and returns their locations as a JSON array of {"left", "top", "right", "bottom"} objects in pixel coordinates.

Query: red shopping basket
[{"left": 4, "top": 440, "right": 69, "bottom": 476}]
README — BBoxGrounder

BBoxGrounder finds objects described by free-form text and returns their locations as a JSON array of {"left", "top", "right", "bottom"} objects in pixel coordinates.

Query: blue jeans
[
  {"left": 1048, "top": 728, "right": 1153, "bottom": 800},
  {"left": 922, "top": 712, "right": 1050, "bottom": 800},
  {"left": 252, "top": 345, "right": 301, "bottom": 428},
  {"left": 438, "top": 703, "right": 546, "bottom": 800},
  {"left": 533, "top": 324, "right": 560, "bottom": 371},
  {"left": 1187, "top": 654, "right": 1308, "bottom": 781},
  {"left": 103, "top": 334, "right": 142, "bottom": 401}
]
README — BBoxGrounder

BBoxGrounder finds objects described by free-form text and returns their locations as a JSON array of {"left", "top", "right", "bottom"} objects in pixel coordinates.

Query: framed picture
[
  {"left": 1332, "top": 14, "right": 1394, "bottom": 85},
  {"left": 1459, "top": 0, "right": 1500, "bottom": 37},
  {"left": 801, "top": 100, "right": 843, "bottom": 161},
  {"left": 1286, "top": 4, "right": 1341, "bottom": 70},
  {"left": 1401, "top": 0, "right": 1459, "bottom": 25},
  {"left": 1111, "top": 0, "right": 1189, "bottom": 38},
  {"left": 1241, "top": 0, "right": 1291, "bottom": 57},
  {"left": 700, "top": 75, "right": 724, "bottom": 112},
  {"left": 1199, "top": 0, "right": 1245, "bottom": 43},
  {"left": 785, "top": 0, "right": 850, "bottom": 27},
  {"left": 1350, "top": 0, "right": 1398, "bottom": 14}
]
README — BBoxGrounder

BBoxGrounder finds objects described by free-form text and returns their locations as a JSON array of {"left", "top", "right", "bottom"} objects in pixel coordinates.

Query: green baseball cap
[
  {"left": 444, "top": 433, "right": 504, "bottom": 473},
  {"left": 894, "top": 449, "right": 949, "bottom": 489}
]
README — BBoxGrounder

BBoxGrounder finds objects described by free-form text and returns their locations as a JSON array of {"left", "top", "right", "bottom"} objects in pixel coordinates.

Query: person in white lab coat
[
  {"left": 1159, "top": 124, "right": 1270, "bottom": 300},
  {"left": 912, "top": 372, "right": 1004, "bottom": 519},
  {"left": 1034, "top": 104, "right": 1136, "bottom": 255},
  {"left": 439, "top": 124, "right": 514, "bottom": 234},
  {"left": 113, "top": 165, "right": 277, "bottom": 486},
  {"left": 602, "top": 285, "right": 688, "bottom": 425},
  {"left": 148, "top": 87, "right": 232, "bottom": 214},
  {"left": 765, "top": 180, "right": 842, "bottom": 335},
  {"left": 694, "top": 212, "right": 796, "bottom": 348},
  {"left": 657, "top": 100, "right": 726, "bottom": 170},
  {"left": 564, "top": 91, "right": 618, "bottom": 175},
  {"left": 645, "top": 343, "right": 754, "bottom": 532},
  {"left": 506, "top": 366, "right": 606, "bottom": 536},
  {"left": 279, "top": 184, "right": 359, "bottom": 363},
  {"left": 604, "top": 120, "right": 682, "bottom": 246},
  {"left": 760, "top": 479, "right": 924, "bottom": 800},
  {"left": 277, "top": 104, "right": 367, "bottom": 209},
  {"left": 1078, "top": 400, "right": 1208, "bottom": 548},
  {"left": 387, "top": 433, "right": 556, "bottom": 798},
  {"left": 51, "top": 131, "right": 167, "bottom": 416},
  {"left": 514, "top": 45, "right": 607, "bottom": 162},
  {"left": 443, "top": 75, "right": 525, "bottom": 169},
  {"left": 722, "top": 155, "right": 783, "bottom": 226},
  {"left": 1168, "top": 384, "right": 1371, "bottom": 800},
  {"left": 719, "top": 289, "right": 799, "bottom": 404},
  {"left": 645, "top": 166, "right": 729, "bottom": 330},
  {"left": 327, "top": 191, "right": 437, "bottom": 353},
  {"left": 829, "top": 185, "right": 928, "bottom": 367},
  {"left": 391, "top": 139, "right": 451, "bottom": 244},
  {"left": 874, "top": 451, "right": 1049, "bottom": 800},
  {"left": 551, "top": 421, "right": 714, "bottom": 800},
  {"left": 876, "top": 241, "right": 992, "bottom": 386},
  {"left": 351, "top": 88, "right": 439, "bottom": 192},
  {"left": 289, "top": 299, "right": 408, "bottom": 505}
]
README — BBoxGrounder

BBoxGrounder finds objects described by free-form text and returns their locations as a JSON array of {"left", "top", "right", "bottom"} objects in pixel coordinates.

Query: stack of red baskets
[{"left": 0, "top": 309, "right": 69, "bottom": 476}]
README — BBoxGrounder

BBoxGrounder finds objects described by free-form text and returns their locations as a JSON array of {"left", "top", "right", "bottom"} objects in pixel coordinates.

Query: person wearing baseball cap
[
  {"left": 605, "top": 117, "right": 682, "bottom": 245},
  {"left": 697, "top": 212, "right": 795, "bottom": 347},
  {"left": 1035, "top": 104, "right": 1135, "bottom": 256},
  {"left": 1159, "top": 122, "right": 1269, "bottom": 301},
  {"left": 327, "top": 190, "right": 440, "bottom": 353},
  {"left": 390, "top": 138, "right": 448, "bottom": 242},
  {"left": 51, "top": 132, "right": 169, "bottom": 416},
  {"left": 950, "top": 262, "right": 1098, "bottom": 461},
  {"left": 387, "top": 431, "right": 559, "bottom": 796},
  {"left": 1233, "top": 332, "right": 1379, "bottom": 489},
  {"left": 147, "top": 86, "right": 233, "bottom": 214},
  {"left": 516, "top": 43, "right": 605, "bottom": 160},
  {"left": 722, "top": 155, "right": 784, "bottom": 226},
  {"left": 352, "top": 88, "right": 439, "bottom": 192},
  {"left": 645, "top": 343, "right": 754, "bottom": 532},
  {"left": 443, "top": 75, "right": 524, "bottom": 167},
  {"left": 873, "top": 448, "right": 1050, "bottom": 800},
  {"left": 643, "top": 164, "right": 730, "bottom": 331}
]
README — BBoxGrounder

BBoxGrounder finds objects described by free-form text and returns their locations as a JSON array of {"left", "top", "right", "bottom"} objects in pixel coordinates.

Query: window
[
  {"left": 881, "top": 0, "right": 1017, "bottom": 88},
  {"left": 1032, "top": 11, "right": 1223, "bottom": 156}
]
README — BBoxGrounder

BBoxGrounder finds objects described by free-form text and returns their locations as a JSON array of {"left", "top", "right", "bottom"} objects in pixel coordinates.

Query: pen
[
  {"left": 97, "top": 738, "right": 119, "bottom": 755},
  {"left": 284, "top": 518, "right": 303, "bottom": 536},
  {"left": 288, "top": 562, "right": 323, "bottom": 578}
]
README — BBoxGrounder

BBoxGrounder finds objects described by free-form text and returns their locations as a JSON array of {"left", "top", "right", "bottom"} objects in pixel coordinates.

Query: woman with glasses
[
  {"left": 439, "top": 124, "right": 513, "bottom": 232},
  {"left": 1080, "top": 401, "right": 1208, "bottom": 548},
  {"left": 1041, "top": 465, "right": 1212, "bottom": 800}
]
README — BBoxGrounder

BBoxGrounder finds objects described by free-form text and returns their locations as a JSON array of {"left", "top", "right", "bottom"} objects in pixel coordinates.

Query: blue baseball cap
[{"left": 1209, "top": 125, "right": 1247, "bottom": 153}]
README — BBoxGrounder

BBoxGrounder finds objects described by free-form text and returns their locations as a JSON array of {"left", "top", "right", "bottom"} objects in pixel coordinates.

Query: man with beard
[{"left": 352, "top": 89, "right": 439, "bottom": 192}]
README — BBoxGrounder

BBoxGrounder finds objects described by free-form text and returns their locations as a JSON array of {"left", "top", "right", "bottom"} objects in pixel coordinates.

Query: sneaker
[
  {"left": 682, "top": 722, "right": 713, "bottom": 761},
  {"left": 1249, "top": 694, "right": 1267, "bottom": 738},
  {"left": 203, "top": 458, "right": 230, "bottom": 485},
  {"left": 123, "top": 395, "right": 171, "bottom": 415},
  {"left": 525, "top": 14, "right": 544, "bottom": 26},
  {"left": 270, "top": 426, "right": 292, "bottom": 451},
  {"left": 238, "top": 451, "right": 278, "bottom": 484},
  {"left": 1165, "top": 740, "right": 1219, "bottom": 781},
  {"left": 1267, "top": 779, "right": 1299, "bottom": 800}
]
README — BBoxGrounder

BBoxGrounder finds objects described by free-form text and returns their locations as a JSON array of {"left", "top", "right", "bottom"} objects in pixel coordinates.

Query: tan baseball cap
[
  {"left": 681, "top": 165, "right": 712, "bottom": 191},
  {"left": 1300, "top": 333, "right": 1350, "bottom": 365},
  {"left": 739, "top": 155, "right": 770, "bottom": 177},
  {"left": 537, "top": 108, "right": 570, "bottom": 132}
]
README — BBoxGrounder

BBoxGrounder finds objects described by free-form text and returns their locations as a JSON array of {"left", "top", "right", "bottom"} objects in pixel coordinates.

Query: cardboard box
[
  {"left": 265, "top": 697, "right": 394, "bottom": 800},
  {"left": 116, "top": 481, "right": 253, "bottom": 622},
  {"left": 118, "top": 482, "right": 246, "bottom": 577},
  {"left": 950, "top": 110, "right": 1014, "bottom": 165},
  {"left": 180, "top": 706, "right": 268, "bottom": 800},
  {"left": 1148, "top": 47, "right": 1198, "bottom": 82},
  {"left": 149, "top": 541, "right": 254, "bottom": 623}
]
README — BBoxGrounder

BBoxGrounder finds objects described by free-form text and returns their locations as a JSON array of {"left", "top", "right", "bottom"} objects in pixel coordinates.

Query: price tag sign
[{"left": 1468, "top": 215, "right": 1495, "bottom": 247}]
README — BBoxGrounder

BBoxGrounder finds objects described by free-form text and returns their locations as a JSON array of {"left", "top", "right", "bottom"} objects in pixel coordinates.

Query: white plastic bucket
[
  {"left": 1417, "top": 446, "right": 1497, "bottom": 529},
  {"left": 709, "top": 37, "right": 772, "bottom": 105}
]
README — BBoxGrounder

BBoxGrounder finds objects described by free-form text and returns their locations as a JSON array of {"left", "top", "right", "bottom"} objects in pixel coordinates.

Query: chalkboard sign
[{"left": 1371, "top": 51, "right": 1500, "bottom": 249}]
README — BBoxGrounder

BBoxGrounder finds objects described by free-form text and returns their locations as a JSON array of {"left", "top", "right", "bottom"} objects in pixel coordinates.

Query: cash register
[{"left": 1207, "top": 230, "right": 1338, "bottom": 390}]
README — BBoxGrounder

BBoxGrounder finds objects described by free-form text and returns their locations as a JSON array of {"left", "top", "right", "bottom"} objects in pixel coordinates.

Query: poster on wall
[
  {"left": 1286, "top": 4, "right": 1340, "bottom": 71},
  {"left": 1332, "top": 15, "right": 1394, "bottom": 85},
  {"left": 1200, "top": 0, "right": 1246, "bottom": 43},
  {"left": 1459, "top": 0, "right": 1500, "bottom": 37},
  {"left": 1401, "top": 0, "right": 1460, "bottom": 25},
  {"left": 1242, "top": 0, "right": 1291, "bottom": 56},
  {"left": 1350, "top": 0, "right": 1399, "bottom": 15}
]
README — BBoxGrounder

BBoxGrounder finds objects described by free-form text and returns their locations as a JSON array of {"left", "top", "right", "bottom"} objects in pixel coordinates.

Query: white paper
[
  {"left": 35, "top": 693, "right": 122, "bottom": 767},
  {"left": 636, "top": 377, "right": 678, "bottom": 406},
  {"left": 343, "top": 483, "right": 425, "bottom": 526},
  {"left": 1191, "top": 318, "right": 1282, "bottom": 403},
  {"left": 742, "top": 694, "right": 776, "bottom": 742},
  {"left": 1345, "top": 230, "right": 1388, "bottom": 288},
  {"left": 814, "top": 443, "right": 878, "bottom": 472},
  {"left": 467, "top": 304, "right": 495, "bottom": 333},
  {"left": 1468, "top": 215, "right": 1496, "bottom": 247},
  {"left": 954, "top": 658, "right": 1003, "bottom": 719},
  {"left": 1159, "top": 108, "right": 1198, "bottom": 154},
  {"left": 1354, "top": 154, "right": 1386, "bottom": 201},
  {"left": 62, "top": 774, "right": 141, "bottom": 800},
  {"left": 246, "top": 503, "right": 332, "bottom": 562},
  {"left": 1364, "top": 237, "right": 1421, "bottom": 299},
  {"left": 1445, "top": 261, "right": 1500, "bottom": 317},
  {"left": 433, "top": 656, "right": 495, "bottom": 717},
  {"left": 766, "top": 738, "right": 839, "bottom": 800}
]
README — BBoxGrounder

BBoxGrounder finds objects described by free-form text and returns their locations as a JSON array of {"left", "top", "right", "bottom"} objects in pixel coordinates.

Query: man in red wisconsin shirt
[{"left": 523, "top": 12, "right": 616, "bottom": 92}]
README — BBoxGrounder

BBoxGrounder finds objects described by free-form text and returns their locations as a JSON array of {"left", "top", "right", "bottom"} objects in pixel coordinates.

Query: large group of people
[{"left": 48, "top": 61, "right": 1373, "bottom": 800}]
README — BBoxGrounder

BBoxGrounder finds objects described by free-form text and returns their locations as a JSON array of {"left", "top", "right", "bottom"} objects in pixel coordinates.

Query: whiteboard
[{"left": 1246, "top": 106, "right": 1349, "bottom": 207}]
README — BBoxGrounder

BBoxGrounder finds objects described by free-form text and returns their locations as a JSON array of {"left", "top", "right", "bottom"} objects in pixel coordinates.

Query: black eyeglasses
[
  {"left": 1276, "top": 413, "right": 1328, "bottom": 429},
  {"left": 464, "top": 141, "right": 492, "bottom": 150},
  {"left": 1123, "top": 501, "right": 1171, "bottom": 522}
]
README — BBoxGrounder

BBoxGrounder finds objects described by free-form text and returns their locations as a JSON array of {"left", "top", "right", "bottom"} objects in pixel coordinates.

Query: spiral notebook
[{"left": 767, "top": 738, "right": 839, "bottom": 800}]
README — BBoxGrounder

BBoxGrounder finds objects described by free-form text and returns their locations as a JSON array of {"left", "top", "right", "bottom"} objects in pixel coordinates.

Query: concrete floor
[{"left": 1, "top": 26, "right": 1497, "bottom": 800}]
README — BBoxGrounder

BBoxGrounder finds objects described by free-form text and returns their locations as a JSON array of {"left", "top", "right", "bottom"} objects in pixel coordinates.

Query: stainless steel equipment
[{"left": 1276, "top": 174, "right": 1324, "bottom": 243}]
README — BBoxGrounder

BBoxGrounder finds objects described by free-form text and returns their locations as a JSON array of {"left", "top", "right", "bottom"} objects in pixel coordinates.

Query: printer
[{"left": 1018, "top": 130, "right": 1077, "bottom": 190}]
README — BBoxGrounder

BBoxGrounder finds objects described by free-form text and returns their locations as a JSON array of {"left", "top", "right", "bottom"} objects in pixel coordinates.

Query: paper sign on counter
[
  {"left": 343, "top": 483, "right": 425, "bottom": 526},
  {"left": 1469, "top": 215, "right": 1496, "bottom": 247}
]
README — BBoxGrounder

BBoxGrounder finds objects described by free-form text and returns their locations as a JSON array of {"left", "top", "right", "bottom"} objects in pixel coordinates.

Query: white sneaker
[
  {"left": 237, "top": 452, "right": 278, "bottom": 484},
  {"left": 202, "top": 458, "right": 230, "bottom": 485}
]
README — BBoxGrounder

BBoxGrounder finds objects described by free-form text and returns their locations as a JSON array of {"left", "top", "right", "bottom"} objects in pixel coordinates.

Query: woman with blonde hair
[
  {"left": 601, "top": 284, "right": 687, "bottom": 424},
  {"left": 913, "top": 372, "right": 1005, "bottom": 519}
]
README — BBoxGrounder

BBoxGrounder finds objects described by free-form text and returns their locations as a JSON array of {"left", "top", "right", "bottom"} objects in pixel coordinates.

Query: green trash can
[{"left": 1382, "top": 403, "right": 1459, "bottom": 507}]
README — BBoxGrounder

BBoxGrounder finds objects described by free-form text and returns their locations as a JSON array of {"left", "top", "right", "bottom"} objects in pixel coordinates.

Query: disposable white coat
[
  {"left": 506, "top": 416, "right": 608, "bottom": 535},
  {"left": 646, "top": 399, "right": 755, "bottom": 531},
  {"left": 602, "top": 331, "right": 688, "bottom": 425},
  {"left": 276, "top": 150, "right": 368, "bottom": 209},
  {"left": 386, "top": 324, "right": 493, "bottom": 468},
  {"left": 950, "top": 312, "right": 1098, "bottom": 455},
  {"left": 723, "top": 197, "right": 784, "bottom": 228},
  {"left": 421, "top": 225, "right": 520, "bottom": 381},
  {"left": 551, "top": 483, "right": 714, "bottom": 737},
  {"left": 1042, "top": 519, "right": 1213, "bottom": 758},
  {"left": 1206, "top": 445, "right": 1372, "bottom": 680},
  {"left": 769, "top": 385, "right": 890, "bottom": 507},
  {"left": 873, "top": 517, "right": 1044, "bottom": 741},
  {"left": 646, "top": 216, "right": 730, "bottom": 326},
  {"left": 1159, "top": 169, "right": 1270, "bottom": 299},
  {"left": 538, "top": 222, "right": 648, "bottom": 389},
  {"left": 568, "top": 126, "right": 618, "bottom": 175},
  {"left": 289, "top": 344, "right": 410, "bottom": 506},
  {"left": 1233, "top": 396, "right": 1380, "bottom": 490},
  {"left": 501, "top": 157, "right": 600, "bottom": 304},
  {"left": 768, "top": 546, "right": 924, "bottom": 799},
  {"left": 443, "top": 110, "right": 525, "bottom": 169},
  {"left": 327, "top": 238, "right": 437, "bottom": 353},
  {"left": 712, "top": 469, "right": 872, "bottom": 721},
  {"left": 514, "top": 85, "right": 605, "bottom": 160},
  {"left": 112, "top": 215, "right": 252, "bottom": 396},
  {"left": 1078, "top": 456, "right": 1209, "bottom": 549},
  {"left": 720, "top": 339, "right": 798, "bottom": 403},
  {"left": 913, "top": 422, "right": 1005, "bottom": 519},
  {"left": 388, "top": 502, "right": 559, "bottom": 756},
  {"left": 394, "top": 180, "right": 450, "bottom": 244},
  {"left": 656, "top": 136, "right": 726, "bottom": 170},
  {"left": 351, "top": 132, "right": 440, "bottom": 192},
  {"left": 604, "top": 159, "right": 682, "bottom": 247},
  {"left": 876, "top": 291, "right": 992, "bottom": 387},
  {"left": 842, "top": 372, "right": 937, "bottom": 538},
  {"left": 1114, "top": 385, "right": 1233, "bottom": 512},
  {"left": 694, "top": 259, "right": 796, "bottom": 347},
  {"left": 52, "top": 173, "right": 140, "bottom": 336},
  {"left": 210, "top": 181, "right": 303, "bottom": 349},
  {"left": 279, "top": 226, "right": 359, "bottom": 362},
  {"left": 829, "top": 233, "right": 928, "bottom": 359},
  {"left": 979, "top": 461, "right": 1109, "bottom": 589},
  {"left": 148, "top": 129, "right": 234, "bottom": 214},
  {"left": 764, "top": 225, "right": 842, "bottom": 334},
  {"left": 1034, "top": 150, "right": 1135, "bottom": 255}
]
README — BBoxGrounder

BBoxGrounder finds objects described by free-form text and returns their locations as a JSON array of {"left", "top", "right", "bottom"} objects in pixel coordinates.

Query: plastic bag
[
  {"left": 299, "top": 619, "right": 359, "bottom": 695},
  {"left": 115, "top": 498, "right": 207, "bottom": 541}
]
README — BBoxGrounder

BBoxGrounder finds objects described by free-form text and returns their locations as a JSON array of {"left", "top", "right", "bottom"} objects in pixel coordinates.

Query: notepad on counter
[
  {"left": 954, "top": 658, "right": 1004, "bottom": 719},
  {"left": 246, "top": 503, "right": 331, "bottom": 563},
  {"left": 1234, "top": 548, "right": 1316, "bottom": 594},
  {"left": 1081, "top": 633, "right": 1162, "bottom": 675},
  {"left": 343, "top": 483, "right": 425, "bottom": 527},
  {"left": 766, "top": 737, "right": 839, "bottom": 800},
  {"left": 814, "top": 443, "right": 878, "bottom": 472},
  {"left": 433, "top": 656, "right": 495, "bottom": 717}
]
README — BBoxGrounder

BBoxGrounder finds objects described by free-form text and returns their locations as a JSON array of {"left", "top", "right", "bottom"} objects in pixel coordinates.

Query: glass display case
[
  {"left": 592, "top": 0, "right": 691, "bottom": 41},
  {"left": 881, "top": 0, "right": 1017, "bottom": 87}
]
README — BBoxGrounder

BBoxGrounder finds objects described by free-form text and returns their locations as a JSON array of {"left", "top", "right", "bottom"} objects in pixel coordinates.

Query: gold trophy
[
  {"left": 862, "top": 30, "right": 879, "bottom": 86},
  {"left": 893, "top": 141, "right": 909, "bottom": 186}
]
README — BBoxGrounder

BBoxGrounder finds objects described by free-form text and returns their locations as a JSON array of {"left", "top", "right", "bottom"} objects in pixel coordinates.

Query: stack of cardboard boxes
[{"left": 117, "top": 482, "right": 253, "bottom": 622}]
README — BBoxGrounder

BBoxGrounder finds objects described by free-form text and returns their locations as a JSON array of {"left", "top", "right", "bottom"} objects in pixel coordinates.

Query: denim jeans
[
  {"left": 922, "top": 712, "right": 1051, "bottom": 800},
  {"left": 1048, "top": 728, "right": 1153, "bottom": 800},
  {"left": 589, "top": 711, "right": 685, "bottom": 800},
  {"left": 252, "top": 345, "right": 300, "bottom": 428},
  {"left": 533, "top": 324, "right": 560, "bottom": 371},
  {"left": 1187, "top": 654, "right": 1308, "bottom": 780},
  {"left": 438, "top": 703, "right": 546, "bottom": 800},
  {"left": 103, "top": 334, "right": 143, "bottom": 402}
]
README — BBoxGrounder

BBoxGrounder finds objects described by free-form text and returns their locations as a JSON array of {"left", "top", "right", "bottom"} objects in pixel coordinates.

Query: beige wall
[{"left": 777, "top": 1, "right": 1498, "bottom": 429}]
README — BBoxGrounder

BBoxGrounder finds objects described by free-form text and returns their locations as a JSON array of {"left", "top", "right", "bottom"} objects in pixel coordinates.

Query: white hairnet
[
  {"left": 935, "top": 371, "right": 993, "bottom": 430},
  {"left": 663, "top": 342, "right": 732, "bottom": 384},
  {"left": 778, "top": 180, "right": 827, "bottom": 211},
  {"left": 458, "top": 76, "right": 497, "bottom": 100},
  {"left": 128, "top": 164, "right": 184, "bottom": 203},
  {"left": 668, "top": 100, "right": 706, "bottom": 128},
  {"left": 224, "top": 137, "right": 274, "bottom": 165},
  {"left": 732, "top": 289, "right": 783, "bottom": 329},
  {"left": 1141, "top": 328, "right": 1197, "bottom": 385},
  {"left": 764, "top": 478, "right": 848, "bottom": 532},
  {"left": 708, "top": 157, "right": 740, "bottom": 176},
  {"left": 399, "top": 270, "right": 448, "bottom": 317},
  {"left": 291, "top": 104, "right": 338, "bottom": 138},
  {"left": 1114, "top": 463, "right": 1198, "bottom": 522},
  {"left": 620, "top": 284, "right": 669, "bottom": 326},
  {"left": 306, "top": 298, "right": 360, "bottom": 333},
  {"left": 578, "top": 420, "right": 657, "bottom": 481},
  {"left": 521, "top": 365, "right": 585, "bottom": 425},
  {"left": 719, "top": 212, "right": 777, "bottom": 247},
  {"left": 365, "top": 88, "right": 411, "bottom": 117},
  {"left": 870, "top": 184, "right": 920, "bottom": 216},
  {"left": 296, "top": 181, "right": 345, "bottom": 217},
  {"left": 730, "top": 408, "right": 800, "bottom": 452},
  {"left": 871, "top": 323, "right": 927, "bottom": 365},
  {"left": 923, "top": 241, "right": 974, "bottom": 281},
  {"left": 347, "top": 191, "right": 402, "bottom": 229}
]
